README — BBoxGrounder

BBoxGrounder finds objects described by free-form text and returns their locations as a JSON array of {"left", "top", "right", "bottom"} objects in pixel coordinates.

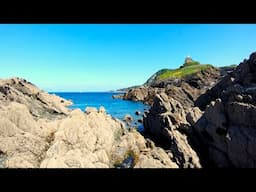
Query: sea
[{"left": 53, "top": 92, "right": 150, "bottom": 131}]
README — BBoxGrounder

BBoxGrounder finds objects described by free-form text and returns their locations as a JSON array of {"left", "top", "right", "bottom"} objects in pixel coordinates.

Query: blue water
[{"left": 52, "top": 92, "right": 150, "bottom": 131}]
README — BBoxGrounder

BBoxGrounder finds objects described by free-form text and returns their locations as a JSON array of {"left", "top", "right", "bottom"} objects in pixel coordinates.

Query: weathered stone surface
[
  {"left": 123, "top": 87, "right": 149, "bottom": 102},
  {"left": 112, "top": 94, "right": 124, "bottom": 99},
  {"left": 193, "top": 52, "right": 256, "bottom": 167},
  {"left": 0, "top": 81, "right": 178, "bottom": 168},
  {"left": 143, "top": 93, "right": 201, "bottom": 168},
  {"left": 123, "top": 114, "right": 133, "bottom": 123},
  {"left": 85, "top": 107, "right": 98, "bottom": 114},
  {"left": 186, "top": 107, "right": 203, "bottom": 126},
  {"left": 134, "top": 147, "right": 179, "bottom": 168},
  {"left": 135, "top": 111, "right": 141, "bottom": 115},
  {"left": 98, "top": 106, "right": 106, "bottom": 114},
  {"left": 0, "top": 77, "right": 72, "bottom": 119},
  {"left": 123, "top": 66, "right": 223, "bottom": 109},
  {"left": 111, "top": 130, "right": 178, "bottom": 168}
]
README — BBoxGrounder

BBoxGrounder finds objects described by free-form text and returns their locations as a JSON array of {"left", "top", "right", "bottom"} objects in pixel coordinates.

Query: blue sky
[{"left": 0, "top": 24, "right": 255, "bottom": 91}]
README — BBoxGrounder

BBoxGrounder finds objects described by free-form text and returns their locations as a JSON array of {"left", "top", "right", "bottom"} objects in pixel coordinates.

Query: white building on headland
[{"left": 185, "top": 56, "right": 193, "bottom": 64}]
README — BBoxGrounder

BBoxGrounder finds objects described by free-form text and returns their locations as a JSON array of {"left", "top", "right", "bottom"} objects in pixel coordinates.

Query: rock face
[
  {"left": 123, "top": 86, "right": 149, "bottom": 102},
  {"left": 0, "top": 77, "right": 179, "bottom": 168},
  {"left": 123, "top": 66, "right": 222, "bottom": 109},
  {"left": 186, "top": 107, "right": 203, "bottom": 126},
  {"left": 143, "top": 93, "right": 201, "bottom": 168},
  {"left": 111, "top": 129, "right": 178, "bottom": 168},
  {"left": 0, "top": 77, "right": 72, "bottom": 119},
  {"left": 40, "top": 108, "right": 126, "bottom": 168},
  {"left": 193, "top": 52, "right": 256, "bottom": 167},
  {"left": 112, "top": 94, "right": 124, "bottom": 99},
  {"left": 123, "top": 86, "right": 165, "bottom": 105},
  {"left": 0, "top": 102, "right": 51, "bottom": 168}
]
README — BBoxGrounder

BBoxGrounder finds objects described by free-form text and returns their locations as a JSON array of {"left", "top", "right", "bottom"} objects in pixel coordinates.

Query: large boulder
[
  {"left": 0, "top": 102, "right": 49, "bottom": 168},
  {"left": 193, "top": 52, "right": 256, "bottom": 167},
  {"left": 40, "top": 108, "right": 125, "bottom": 168},
  {"left": 111, "top": 129, "right": 178, "bottom": 168},
  {"left": 0, "top": 77, "right": 72, "bottom": 119},
  {"left": 186, "top": 107, "right": 203, "bottom": 126},
  {"left": 123, "top": 86, "right": 149, "bottom": 102},
  {"left": 112, "top": 94, "right": 124, "bottom": 99},
  {"left": 143, "top": 92, "right": 201, "bottom": 168}
]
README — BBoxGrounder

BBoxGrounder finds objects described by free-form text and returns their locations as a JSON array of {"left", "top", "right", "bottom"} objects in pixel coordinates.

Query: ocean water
[{"left": 53, "top": 92, "right": 150, "bottom": 131}]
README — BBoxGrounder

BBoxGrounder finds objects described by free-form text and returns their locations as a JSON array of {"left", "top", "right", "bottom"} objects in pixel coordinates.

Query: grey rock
[
  {"left": 143, "top": 92, "right": 201, "bottom": 168},
  {"left": 135, "top": 111, "right": 141, "bottom": 115},
  {"left": 186, "top": 107, "right": 203, "bottom": 126},
  {"left": 235, "top": 94, "right": 243, "bottom": 102},
  {"left": 193, "top": 52, "right": 256, "bottom": 167},
  {"left": 123, "top": 114, "right": 133, "bottom": 123}
]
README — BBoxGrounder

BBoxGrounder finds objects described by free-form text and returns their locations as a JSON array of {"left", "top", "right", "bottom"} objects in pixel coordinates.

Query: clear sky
[{"left": 0, "top": 24, "right": 255, "bottom": 91}]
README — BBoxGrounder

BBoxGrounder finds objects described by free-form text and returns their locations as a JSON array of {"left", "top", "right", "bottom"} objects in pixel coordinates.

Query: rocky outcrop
[
  {"left": 0, "top": 78, "right": 179, "bottom": 168},
  {"left": 0, "top": 102, "right": 52, "bottom": 168},
  {"left": 112, "top": 94, "right": 124, "bottom": 99},
  {"left": 123, "top": 66, "right": 223, "bottom": 109},
  {"left": 192, "top": 52, "right": 256, "bottom": 167},
  {"left": 123, "top": 86, "right": 164, "bottom": 105},
  {"left": 123, "top": 114, "right": 133, "bottom": 125},
  {"left": 0, "top": 101, "right": 178, "bottom": 168},
  {"left": 40, "top": 108, "right": 126, "bottom": 168},
  {"left": 123, "top": 86, "right": 150, "bottom": 102},
  {"left": 111, "top": 129, "right": 178, "bottom": 168},
  {"left": 0, "top": 77, "right": 72, "bottom": 119},
  {"left": 134, "top": 146, "right": 179, "bottom": 168},
  {"left": 143, "top": 93, "right": 201, "bottom": 168},
  {"left": 135, "top": 111, "right": 141, "bottom": 115},
  {"left": 186, "top": 107, "right": 203, "bottom": 126}
]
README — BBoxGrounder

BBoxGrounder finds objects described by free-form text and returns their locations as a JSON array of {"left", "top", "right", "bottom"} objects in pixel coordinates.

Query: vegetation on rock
[{"left": 157, "top": 64, "right": 213, "bottom": 80}]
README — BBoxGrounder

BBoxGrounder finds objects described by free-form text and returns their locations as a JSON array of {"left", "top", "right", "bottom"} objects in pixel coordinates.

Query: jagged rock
[
  {"left": 235, "top": 94, "right": 243, "bottom": 102},
  {"left": 143, "top": 93, "right": 188, "bottom": 135},
  {"left": 111, "top": 129, "right": 178, "bottom": 168},
  {"left": 40, "top": 108, "right": 126, "bottom": 168},
  {"left": 98, "top": 106, "right": 106, "bottom": 114},
  {"left": 138, "top": 118, "right": 143, "bottom": 123},
  {"left": 143, "top": 92, "right": 201, "bottom": 168},
  {"left": 135, "top": 111, "right": 141, "bottom": 115},
  {"left": 112, "top": 94, "right": 124, "bottom": 99},
  {"left": 0, "top": 102, "right": 49, "bottom": 168},
  {"left": 186, "top": 107, "right": 203, "bottom": 126},
  {"left": 134, "top": 147, "right": 179, "bottom": 168},
  {"left": 123, "top": 114, "right": 133, "bottom": 123},
  {"left": 0, "top": 78, "right": 179, "bottom": 168},
  {"left": 123, "top": 87, "right": 149, "bottom": 102},
  {"left": 122, "top": 66, "right": 224, "bottom": 109},
  {"left": 0, "top": 77, "right": 72, "bottom": 119},
  {"left": 227, "top": 102, "right": 256, "bottom": 127},
  {"left": 85, "top": 107, "right": 98, "bottom": 114},
  {"left": 193, "top": 52, "right": 256, "bottom": 167}
]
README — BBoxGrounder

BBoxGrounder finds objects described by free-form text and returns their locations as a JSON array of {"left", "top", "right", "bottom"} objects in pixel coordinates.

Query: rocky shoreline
[
  {"left": 144, "top": 52, "right": 256, "bottom": 167},
  {"left": 115, "top": 52, "right": 256, "bottom": 167},
  {"left": 113, "top": 66, "right": 226, "bottom": 108},
  {"left": 1, "top": 52, "right": 256, "bottom": 168},
  {"left": 0, "top": 77, "right": 179, "bottom": 168}
]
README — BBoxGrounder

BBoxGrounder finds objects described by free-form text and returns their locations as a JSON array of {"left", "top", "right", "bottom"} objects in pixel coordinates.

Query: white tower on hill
[{"left": 185, "top": 55, "right": 193, "bottom": 64}]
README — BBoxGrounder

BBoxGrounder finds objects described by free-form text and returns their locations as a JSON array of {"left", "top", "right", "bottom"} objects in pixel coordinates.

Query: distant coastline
[{"left": 49, "top": 90, "right": 127, "bottom": 94}]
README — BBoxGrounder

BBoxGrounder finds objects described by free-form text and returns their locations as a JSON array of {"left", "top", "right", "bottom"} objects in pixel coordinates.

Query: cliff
[{"left": 142, "top": 52, "right": 256, "bottom": 167}]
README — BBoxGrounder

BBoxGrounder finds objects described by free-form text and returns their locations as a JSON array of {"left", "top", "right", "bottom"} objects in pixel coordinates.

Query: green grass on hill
[
  {"left": 157, "top": 64, "right": 213, "bottom": 80},
  {"left": 182, "top": 61, "right": 200, "bottom": 67}
]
